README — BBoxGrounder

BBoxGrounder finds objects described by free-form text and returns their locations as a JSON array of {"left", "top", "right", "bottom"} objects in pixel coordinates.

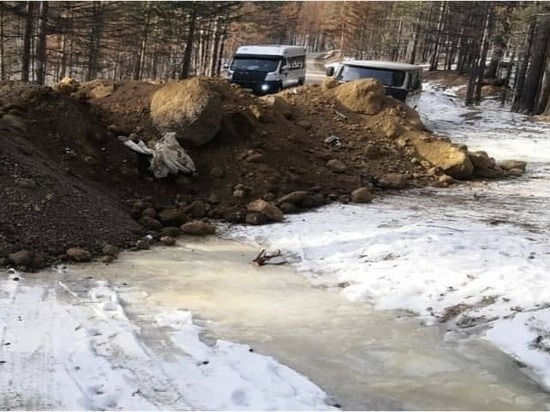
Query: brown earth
[{"left": 0, "top": 76, "right": 518, "bottom": 270}]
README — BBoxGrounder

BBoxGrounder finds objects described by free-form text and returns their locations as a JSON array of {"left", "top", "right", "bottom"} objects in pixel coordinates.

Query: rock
[
  {"left": 245, "top": 212, "right": 269, "bottom": 225},
  {"left": 327, "top": 159, "right": 347, "bottom": 173},
  {"left": 244, "top": 153, "right": 265, "bottom": 163},
  {"left": 54, "top": 77, "right": 79, "bottom": 94},
  {"left": 158, "top": 208, "right": 190, "bottom": 226},
  {"left": 233, "top": 189, "right": 247, "bottom": 199},
  {"left": 0, "top": 257, "right": 7, "bottom": 267},
  {"left": 136, "top": 239, "right": 150, "bottom": 250},
  {"left": 438, "top": 174, "right": 455, "bottom": 185},
  {"left": 248, "top": 105, "right": 266, "bottom": 122},
  {"left": 297, "top": 120, "right": 312, "bottom": 130},
  {"left": 160, "top": 236, "right": 176, "bottom": 246},
  {"left": 181, "top": 221, "right": 216, "bottom": 236},
  {"left": 139, "top": 216, "right": 163, "bottom": 231},
  {"left": 141, "top": 207, "right": 157, "bottom": 219},
  {"left": 364, "top": 145, "right": 383, "bottom": 159},
  {"left": 247, "top": 199, "right": 284, "bottom": 222},
  {"left": 102, "top": 244, "right": 119, "bottom": 257},
  {"left": 321, "top": 77, "right": 339, "bottom": 91},
  {"left": 277, "top": 191, "right": 309, "bottom": 206},
  {"left": 150, "top": 78, "right": 223, "bottom": 146},
  {"left": 66, "top": 247, "right": 92, "bottom": 262},
  {"left": 507, "top": 168, "right": 525, "bottom": 176},
  {"left": 184, "top": 201, "right": 207, "bottom": 219},
  {"left": 8, "top": 250, "right": 32, "bottom": 267},
  {"left": 78, "top": 79, "right": 115, "bottom": 99},
  {"left": 210, "top": 166, "right": 225, "bottom": 178},
  {"left": 334, "top": 79, "right": 386, "bottom": 115},
  {"left": 499, "top": 159, "right": 527, "bottom": 172},
  {"left": 102, "top": 255, "right": 115, "bottom": 264},
  {"left": 410, "top": 134, "right": 474, "bottom": 179},
  {"left": 351, "top": 187, "right": 374, "bottom": 203},
  {"left": 377, "top": 173, "right": 409, "bottom": 189},
  {"left": 259, "top": 94, "right": 292, "bottom": 119},
  {"left": 279, "top": 202, "right": 299, "bottom": 214},
  {"left": 161, "top": 226, "right": 183, "bottom": 238},
  {"left": 1, "top": 114, "right": 28, "bottom": 133}
]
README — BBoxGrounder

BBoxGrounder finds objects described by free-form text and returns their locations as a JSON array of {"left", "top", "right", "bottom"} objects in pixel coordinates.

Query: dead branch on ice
[{"left": 252, "top": 249, "right": 286, "bottom": 266}]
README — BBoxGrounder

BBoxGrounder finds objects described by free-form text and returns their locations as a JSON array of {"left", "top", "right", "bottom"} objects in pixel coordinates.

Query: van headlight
[{"left": 261, "top": 84, "right": 269, "bottom": 91}]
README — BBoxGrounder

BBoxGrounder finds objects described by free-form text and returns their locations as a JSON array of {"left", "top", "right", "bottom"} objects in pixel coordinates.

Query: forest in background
[{"left": 2, "top": 1, "right": 550, "bottom": 115}]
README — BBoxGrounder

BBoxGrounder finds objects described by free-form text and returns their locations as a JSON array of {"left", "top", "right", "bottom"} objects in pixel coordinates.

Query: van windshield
[
  {"left": 337, "top": 65, "right": 406, "bottom": 88},
  {"left": 230, "top": 57, "right": 280, "bottom": 73}
]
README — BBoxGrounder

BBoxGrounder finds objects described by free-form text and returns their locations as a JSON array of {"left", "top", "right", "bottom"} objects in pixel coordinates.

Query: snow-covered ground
[
  {"left": 0, "top": 268, "right": 334, "bottom": 410},
  {"left": 2, "top": 82, "right": 550, "bottom": 410}
]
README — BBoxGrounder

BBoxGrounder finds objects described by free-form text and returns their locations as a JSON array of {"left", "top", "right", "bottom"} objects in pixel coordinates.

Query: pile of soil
[{"left": 0, "top": 76, "right": 506, "bottom": 270}]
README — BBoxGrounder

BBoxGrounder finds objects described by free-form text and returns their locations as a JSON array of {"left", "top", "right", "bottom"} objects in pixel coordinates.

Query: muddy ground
[{"left": 0, "top": 71, "right": 509, "bottom": 270}]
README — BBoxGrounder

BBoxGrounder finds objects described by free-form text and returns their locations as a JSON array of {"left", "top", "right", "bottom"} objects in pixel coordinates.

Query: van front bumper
[{"left": 230, "top": 80, "right": 281, "bottom": 95}]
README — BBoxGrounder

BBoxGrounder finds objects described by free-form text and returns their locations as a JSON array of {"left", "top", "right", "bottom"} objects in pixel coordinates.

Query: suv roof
[{"left": 341, "top": 60, "right": 421, "bottom": 71}]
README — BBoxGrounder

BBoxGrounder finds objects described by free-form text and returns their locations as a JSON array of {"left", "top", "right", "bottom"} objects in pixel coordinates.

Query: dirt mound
[{"left": 0, "top": 77, "right": 522, "bottom": 269}]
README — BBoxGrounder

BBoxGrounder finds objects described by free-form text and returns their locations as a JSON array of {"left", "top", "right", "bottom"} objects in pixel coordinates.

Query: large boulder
[
  {"left": 409, "top": 133, "right": 474, "bottom": 180},
  {"left": 333, "top": 79, "right": 386, "bottom": 115},
  {"left": 150, "top": 78, "right": 223, "bottom": 146}
]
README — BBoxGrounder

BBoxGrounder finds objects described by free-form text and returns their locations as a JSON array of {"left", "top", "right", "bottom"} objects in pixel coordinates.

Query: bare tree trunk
[
  {"left": 429, "top": 2, "right": 446, "bottom": 71},
  {"left": 512, "top": 17, "right": 537, "bottom": 112},
  {"left": 516, "top": 14, "right": 550, "bottom": 114},
  {"left": 22, "top": 1, "right": 35, "bottom": 82},
  {"left": 209, "top": 16, "right": 221, "bottom": 78},
  {"left": 86, "top": 2, "right": 105, "bottom": 81},
  {"left": 474, "top": 5, "right": 493, "bottom": 105},
  {"left": 0, "top": 4, "right": 5, "bottom": 80},
  {"left": 134, "top": 2, "right": 151, "bottom": 81},
  {"left": 501, "top": 50, "right": 515, "bottom": 107},
  {"left": 35, "top": 1, "right": 48, "bottom": 85},
  {"left": 179, "top": 8, "right": 197, "bottom": 80}
]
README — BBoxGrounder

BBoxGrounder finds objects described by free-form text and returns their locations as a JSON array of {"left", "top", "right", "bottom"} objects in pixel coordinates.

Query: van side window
[
  {"left": 281, "top": 58, "right": 288, "bottom": 72},
  {"left": 392, "top": 71, "right": 406, "bottom": 88},
  {"left": 288, "top": 56, "right": 305, "bottom": 70},
  {"left": 409, "top": 71, "right": 421, "bottom": 90}
]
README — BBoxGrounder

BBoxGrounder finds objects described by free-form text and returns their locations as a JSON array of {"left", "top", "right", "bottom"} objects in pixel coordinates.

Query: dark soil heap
[{"left": 0, "top": 77, "right": 518, "bottom": 270}]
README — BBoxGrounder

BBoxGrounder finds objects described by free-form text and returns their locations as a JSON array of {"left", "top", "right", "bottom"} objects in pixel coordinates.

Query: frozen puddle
[{"left": 61, "top": 238, "right": 550, "bottom": 410}]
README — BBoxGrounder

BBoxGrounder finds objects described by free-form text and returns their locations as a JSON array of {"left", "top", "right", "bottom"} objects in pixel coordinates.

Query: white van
[
  {"left": 326, "top": 60, "right": 422, "bottom": 107},
  {"left": 227, "top": 45, "right": 306, "bottom": 95}
]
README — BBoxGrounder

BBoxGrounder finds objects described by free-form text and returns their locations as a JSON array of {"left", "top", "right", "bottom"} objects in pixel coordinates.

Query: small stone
[
  {"left": 101, "top": 255, "right": 115, "bottom": 264},
  {"left": 499, "top": 159, "right": 527, "bottom": 172},
  {"left": 136, "top": 240, "right": 150, "bottom": 250},
  {"left": 139, "top": 216, "right": 163, "bottom": 231},
  {"left": 351, "top": 187, "right": 374, "bottom": 204},
  {"left": 141, "top": 207, "right": 157, "bottom": 219},
  {"left": 66, "top": 247, "right": 93, "bottom": 262},
  {"left": 244, "top": 153, "right": 264, "bottom": 163},
  {"left": 181, "top": 221, "right": 216, "bottom": 236},
  {"left": 507, "top": 168, "right": 524, "bottom": 176},
  {"left": 326, "top": 159, "right": 347, "bottom": 173},
  {"left": 102, "top": 244, "right": 119, "bottom": 257},
  {"left": 160, "top": 226, "right": 183, "bottom": 238},
  {"left": 247, "top": 199, "right": 284, "bottom": 222},
  {"left": 210, "top": 167, "right": 225, "bottom": 178},
  {"left": 233, "top": 189, "right": 246, "bottom": 199},
  {"left": 245, "top": 212, "right": 268, "bottom": 225},
  {"left": 160, "top": 236, "right": 176, "bottom": 246}
]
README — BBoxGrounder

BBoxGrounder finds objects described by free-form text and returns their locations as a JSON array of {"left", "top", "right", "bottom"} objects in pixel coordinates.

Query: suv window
[{"left": 337, "top": 65, "right": 406, "bottom": 88}]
